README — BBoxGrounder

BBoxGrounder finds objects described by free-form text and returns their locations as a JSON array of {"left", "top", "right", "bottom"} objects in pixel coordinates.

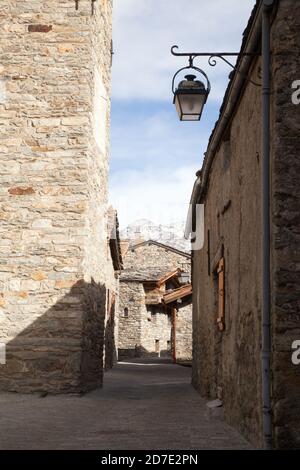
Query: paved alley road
[{"left": 0, "top": 360, "right": 251, "bottom": 449}]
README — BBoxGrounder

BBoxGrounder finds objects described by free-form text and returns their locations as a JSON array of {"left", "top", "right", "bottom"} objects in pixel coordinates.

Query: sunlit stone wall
[{"left": 0, "top": 0, "right": 114, "bottom": 393}]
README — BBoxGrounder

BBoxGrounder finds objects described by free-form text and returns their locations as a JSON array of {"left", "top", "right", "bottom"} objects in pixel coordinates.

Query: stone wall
[
  {"left": 104, "top": 283, "right": 120, "bottom": 370},
  {"left": 124, "top": 242, "right": 191, "bottom": 274},
  {"left": 192, "top": 56, "right": 263, "bottom": 444},
  {"left": 0, "top": 0, "right": 114, "bottom": 393},
  {"left": 271, "top": 0, "right": 300, "bottom": 449},
  {"left": 141, "top": 305, "right": 172, "bottom": 357},
  {"left": 192, "top": 0, "right": 300, "bottom": 449},
  {"left": 118, "top": 281, "right": 144, "bottom": 357},
  {"left": 176, "top": 301, "right": 192, "bottom": 361}
]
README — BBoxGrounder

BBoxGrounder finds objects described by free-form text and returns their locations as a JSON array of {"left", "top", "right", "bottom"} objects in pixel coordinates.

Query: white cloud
[
  {"left": 110, "top": 107, "right": 206, "bottom": 228},
  {"left": 110, "top": 164, "right": 197, "bottom": 228},
  {"left": 112, "top": 0, "right": 256, "bottom": 102}
]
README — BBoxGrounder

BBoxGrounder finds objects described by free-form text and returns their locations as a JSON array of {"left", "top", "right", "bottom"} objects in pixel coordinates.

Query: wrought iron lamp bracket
[{"left": 171, "top": 46, "right": 261, "bottom": 88}]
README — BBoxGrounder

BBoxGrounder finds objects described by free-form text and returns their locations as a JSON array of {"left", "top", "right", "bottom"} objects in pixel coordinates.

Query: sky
[{"left": 109, "top": 0, "right": 256, "bottom": 229}]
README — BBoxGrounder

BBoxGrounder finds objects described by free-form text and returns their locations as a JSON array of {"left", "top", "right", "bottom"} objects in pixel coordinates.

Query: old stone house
[
  {"left": 186, "top": 0, "right": 300, "bottom": 449},
  {"left": 118, "top": 240, "right": 192, "bottom": 361},
  {"left": 0, "top": 0, "right": 118, "bottom": 393}
]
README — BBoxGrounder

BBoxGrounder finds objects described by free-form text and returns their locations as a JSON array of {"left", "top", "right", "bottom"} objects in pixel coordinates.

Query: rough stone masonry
[
  {"left": 0, "top": 0, "right": 114, "bottom": 393},
  {"left": 191, "top": 0, "right": 300, "bottom": 449}
]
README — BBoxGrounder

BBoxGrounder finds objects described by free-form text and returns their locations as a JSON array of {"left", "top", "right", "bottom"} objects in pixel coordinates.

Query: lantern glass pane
[
  {"left": 175, "top": 92, "right": 206, "bottom": 121},
  {"left": 182, "top": 114, "right": 201, "bottom": 121},
  {"left": 181, "top": 93, "right": 205, "bottom": 115}
]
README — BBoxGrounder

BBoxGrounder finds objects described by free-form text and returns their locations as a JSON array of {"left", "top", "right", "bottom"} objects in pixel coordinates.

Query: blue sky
[{"left": 110, "top": 0, "right": 256, "bottom": 228}]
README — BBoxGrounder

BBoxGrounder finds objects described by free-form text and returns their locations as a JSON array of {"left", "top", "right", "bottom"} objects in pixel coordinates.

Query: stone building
[
  {"left": 186, "top": 0, "right": 300, "bottom": 449},
  {"left": 104, "top": 208, "right": 123, "bottom": 370},
  {"left": 118, "top": 240, "right": 192, "bottom": 361},
  {"left": 0, "top": 0, "right": 117, "bottom": 393}
]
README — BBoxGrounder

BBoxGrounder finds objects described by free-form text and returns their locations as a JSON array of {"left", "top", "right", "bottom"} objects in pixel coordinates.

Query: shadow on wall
[
  {"left": 0, "top": 279, "right": 115, "bottom": 394},
  {"left": 104, "top": 297, "right": 117, "bottom": 371},
  {"left": 118, "top": 346, "right": 172, "bottom": 360}
]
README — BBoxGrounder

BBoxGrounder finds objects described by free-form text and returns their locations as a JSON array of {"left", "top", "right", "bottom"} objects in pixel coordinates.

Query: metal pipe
[
  {"left": 172, "top": 306, "right": 177, "bottom": 364},
  {"left": 261, "top": 0, "right": 273, "bottom": 450}
]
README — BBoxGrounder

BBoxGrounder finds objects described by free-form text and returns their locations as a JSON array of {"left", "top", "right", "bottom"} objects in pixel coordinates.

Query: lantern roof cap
[{"left": 177, "top": 74, "right": 206, "bottom": 92}]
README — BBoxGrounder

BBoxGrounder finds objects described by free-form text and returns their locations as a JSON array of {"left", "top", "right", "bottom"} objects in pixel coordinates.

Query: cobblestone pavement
[{"left": 0, "top": 360, "right": 251, "bottom": 449}]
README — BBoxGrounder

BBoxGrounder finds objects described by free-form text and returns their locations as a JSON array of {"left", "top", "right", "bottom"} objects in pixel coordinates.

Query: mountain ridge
[{"left": 120, "top": 219, "right": 190, "bottom": 253}]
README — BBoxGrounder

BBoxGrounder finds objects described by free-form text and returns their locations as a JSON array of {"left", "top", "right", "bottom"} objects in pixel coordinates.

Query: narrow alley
[{"left": 0, "top": 360, "right": 250, "bottom": 450}]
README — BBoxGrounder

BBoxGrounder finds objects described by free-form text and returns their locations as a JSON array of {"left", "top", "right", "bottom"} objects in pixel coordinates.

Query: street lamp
[
  {"left": 172, "top": 53, "right": 211, "bottom": 121},
  {"left": 173, "top": 74, "right": 210, "bottom": 121},
  {"left": 171, "top": 45, "right": 260, "bottom": 122}
]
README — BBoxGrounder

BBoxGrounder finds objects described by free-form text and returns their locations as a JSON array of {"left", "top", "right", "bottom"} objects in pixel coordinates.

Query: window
[
  {"left": 167, "top": 340, "right": 171, "bottom": 351},
  {"left": 155, "top": 340, "right": 160, "bottom": 353},
  {"left": 123, "top": 307, "right": 129, "bottom": 318}
]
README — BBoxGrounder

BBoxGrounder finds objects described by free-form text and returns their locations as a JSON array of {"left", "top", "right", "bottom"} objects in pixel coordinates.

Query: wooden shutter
[{"left": 217, "top": 257, "right": 225, "bottom": 331}]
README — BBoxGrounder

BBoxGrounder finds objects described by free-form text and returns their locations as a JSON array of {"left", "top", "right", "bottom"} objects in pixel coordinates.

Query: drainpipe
[
  {"left": 261, "top": 0, "right": 273, "bottom": 450},
  {"left": 172, "top": 305, "right": 177, "bottom": 364}
]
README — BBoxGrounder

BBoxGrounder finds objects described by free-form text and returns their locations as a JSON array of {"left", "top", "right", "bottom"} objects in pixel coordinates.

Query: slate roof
[{"left": 129, "top": 240, "right": 191, "bottom": 258}]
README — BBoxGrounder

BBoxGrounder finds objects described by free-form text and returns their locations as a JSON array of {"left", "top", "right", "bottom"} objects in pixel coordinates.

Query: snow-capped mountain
[{"left": 120, "top": 219, "right": 190, "bottom": 253}]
